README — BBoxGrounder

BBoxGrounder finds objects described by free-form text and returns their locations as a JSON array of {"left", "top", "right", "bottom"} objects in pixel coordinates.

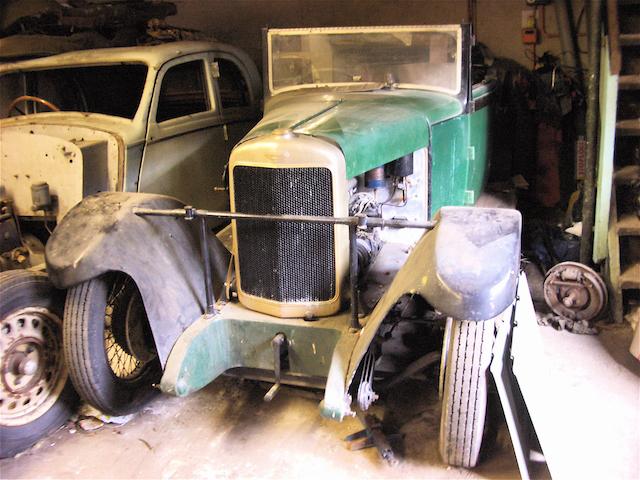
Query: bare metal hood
[{"left": 0, "top": 123, "right": 122, "bottom": 220}]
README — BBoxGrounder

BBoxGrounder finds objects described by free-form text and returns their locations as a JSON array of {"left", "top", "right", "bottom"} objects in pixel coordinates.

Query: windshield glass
[
  {"left": 0, "top": 64, "right": 148, "bottom": 119},
  {"left": 268, "top": 26, "right": 461, "bottom": 95}
]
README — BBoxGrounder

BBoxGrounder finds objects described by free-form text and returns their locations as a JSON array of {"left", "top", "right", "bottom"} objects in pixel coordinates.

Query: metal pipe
[
  {"left": 555, "top": 0, "right": 584, "bottom": 89},
  {"left": 580, "top": 0, "right": 601, "bottom": 265},
  {"left": 349, "top": 224, "right": 360, "bottom": 329},
  {"left": 263, "top": 333, "right": 286, "bottom": 402},
  {"left": 199, "top": 217, "right": 216, "bottom": 315},
  {"left": 133, "top": 207, "right": 436, "bottom": 231}
]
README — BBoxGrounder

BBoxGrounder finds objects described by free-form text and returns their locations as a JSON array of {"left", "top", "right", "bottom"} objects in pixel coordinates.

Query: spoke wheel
[
  {"left": 0, "top": 271, "right": 77, "bottom": 458},
  {"left": 104, "top": 276, "right": 156, "bottom": 381},
  {"left": 64, "top": 272, "right": 161, "bottom": 416}
]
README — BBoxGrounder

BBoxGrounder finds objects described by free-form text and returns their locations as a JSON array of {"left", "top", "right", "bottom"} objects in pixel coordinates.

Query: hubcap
[{"left": 0, "top": 307, "right": 66, "bottom": 426}]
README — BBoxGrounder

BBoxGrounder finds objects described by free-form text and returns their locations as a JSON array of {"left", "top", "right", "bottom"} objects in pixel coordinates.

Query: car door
[
  {"left": 214, "top": 55, "right": 260, "bottom": 149},
  {"left": 212, "top": 54, "right": 261, "bottom": 188},
  {"left": 138, "top": 53, "right": 228, "bottom": 211}
]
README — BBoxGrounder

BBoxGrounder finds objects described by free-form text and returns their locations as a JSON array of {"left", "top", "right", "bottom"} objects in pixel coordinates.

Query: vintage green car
[{"left": 46, "top": 25, "right": 527, "bottom": 469}]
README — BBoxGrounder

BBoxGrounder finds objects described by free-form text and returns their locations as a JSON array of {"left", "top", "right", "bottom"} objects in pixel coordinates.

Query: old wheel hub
[
  {"left": 0, "top": 307, "right": 66, "bottom": 426},
  {"left": 543, "top": 261, "right": 607, "bottom": 321}
]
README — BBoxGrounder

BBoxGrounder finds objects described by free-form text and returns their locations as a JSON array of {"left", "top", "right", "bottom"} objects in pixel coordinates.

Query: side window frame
[
  {"left": 147, "top": 53, "right": 220, "bottom": 141},
  {"left": 211, "top": 52, "right": 257, "bottom": 121}
]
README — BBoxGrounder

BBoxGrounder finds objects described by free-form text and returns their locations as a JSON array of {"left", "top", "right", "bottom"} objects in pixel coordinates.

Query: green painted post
[{"left": 593, "top": 36, "right": 619, "bottom": 264}]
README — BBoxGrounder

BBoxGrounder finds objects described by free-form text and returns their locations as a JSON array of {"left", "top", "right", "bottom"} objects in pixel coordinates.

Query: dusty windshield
[
  {"left": 0, "top": 64, "right": 148, "bottom": 119},
  {"left": 268, "top": 26, "right": 461, "bottom": 95}
]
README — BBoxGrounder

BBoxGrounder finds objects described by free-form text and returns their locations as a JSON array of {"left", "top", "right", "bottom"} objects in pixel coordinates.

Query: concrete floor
[
  {"left": 1, "top": 324, "right": 638, "bottom": 479},
  {"left": 531, "top": 323, "right": 640, "bottom": 480},
  {"left": 2, "top": 372, "right": 522, "bottom": 479}
]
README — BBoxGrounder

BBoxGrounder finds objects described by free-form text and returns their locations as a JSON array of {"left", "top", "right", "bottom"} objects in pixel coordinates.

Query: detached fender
[
  {"left": 45, "top": 192, "right": 225, "bottom": 367},
  {"left": 342, "top": 206, "right": 521, "bottom": 393}
]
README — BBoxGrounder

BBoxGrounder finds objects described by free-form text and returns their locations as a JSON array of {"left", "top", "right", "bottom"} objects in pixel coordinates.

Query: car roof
[{"left": 0, "top": 41, "right": 235, "bottom": 73}]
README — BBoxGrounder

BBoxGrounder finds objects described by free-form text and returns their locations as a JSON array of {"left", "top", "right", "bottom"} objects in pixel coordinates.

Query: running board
[{"left": 490, "top": 273, "right": 542, "bottom": 480}]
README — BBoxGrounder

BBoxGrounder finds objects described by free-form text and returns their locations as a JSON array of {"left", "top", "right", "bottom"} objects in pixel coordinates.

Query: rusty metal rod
[
  {"left": 349, "top": 224, "right": 360, "bottom": 329},
  {"left": 133, "top": 207, "right": 436, "bottom": 230},
  {"left": 580, "top": 0, "right": 601, "bottom": 265},
  {"left": 199, "top": 217, "right": 216, "bottom": 315}
]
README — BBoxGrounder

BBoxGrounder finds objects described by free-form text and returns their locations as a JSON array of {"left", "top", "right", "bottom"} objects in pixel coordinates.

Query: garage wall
[{"left": 171, "top": 0, "right": 587, "bottom": 70}]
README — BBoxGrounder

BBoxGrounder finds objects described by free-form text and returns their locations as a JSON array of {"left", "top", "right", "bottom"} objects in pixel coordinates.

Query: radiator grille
[{"left": 233, "top": 166, "right": 335, "bottom": 303}]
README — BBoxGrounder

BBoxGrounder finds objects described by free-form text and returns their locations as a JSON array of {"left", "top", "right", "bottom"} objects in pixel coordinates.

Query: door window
[
  {"left": 217, "top": 58, "right": 250, "bottom": 109},
  {"left": 156, "top": 60, "right": 210, "bottom": 122}
]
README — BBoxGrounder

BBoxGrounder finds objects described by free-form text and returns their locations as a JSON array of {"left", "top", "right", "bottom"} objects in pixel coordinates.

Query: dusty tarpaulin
[
  {"left": 0, "top": 0, "right": 179, "bottom": 60},
  {"left": 0, "top": 0, "right": 176, "bottom": 36}
]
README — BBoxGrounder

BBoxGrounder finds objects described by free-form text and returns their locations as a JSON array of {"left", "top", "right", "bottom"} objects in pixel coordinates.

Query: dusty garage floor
[
  {"left": 1, "top": 324, "right": 637, "bottom": 479},
  {"left": 0, "top": 377, "right": 522, "bottom": 479}
]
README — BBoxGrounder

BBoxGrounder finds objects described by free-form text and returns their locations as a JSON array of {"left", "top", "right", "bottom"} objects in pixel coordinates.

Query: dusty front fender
[
  {"left": 45, "top": 192, "right": 228, "bottom": 367},
  {"left": 342, "top": 206, "right": 521, "bottom": 392}
]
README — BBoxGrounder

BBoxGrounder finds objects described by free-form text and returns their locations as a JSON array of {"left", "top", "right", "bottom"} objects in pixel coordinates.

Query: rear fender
[
  {"left": 343, "top": 206, "right": 521, "bottom": 392},
  {"left": 45, "top": 192, "right": 229, "bottom": 367}
]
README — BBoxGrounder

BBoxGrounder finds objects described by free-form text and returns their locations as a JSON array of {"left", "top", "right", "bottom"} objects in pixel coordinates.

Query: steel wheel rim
[{"left": 0, "top": 307, "right": 66, "bottom": 426}]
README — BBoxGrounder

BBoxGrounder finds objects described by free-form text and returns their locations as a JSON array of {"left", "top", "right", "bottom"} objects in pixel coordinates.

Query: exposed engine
[
  {"left": 347, "top": 148, "right": 437, "bottom": 411},
  {"left": 347, "top": 149, "right": 429, "bottom": 274}
]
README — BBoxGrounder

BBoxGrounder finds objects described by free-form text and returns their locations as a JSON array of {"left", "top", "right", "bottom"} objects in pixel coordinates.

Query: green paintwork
[
  {"left": 244, "top": 88, "right": 464, "bottom": 178},
  {"left": 243, "top": 86, "right": 492, "bottom": 217},
  {"left": 429, "top": 116, "right": 467, "bottom": 214},
  {"left": 160, "top": 302, "right": 350, "bottom": 397},
  {"left": 428, "top": 87, "right": 492, "bottom": 216},
  {"left": 594, "top": 36, "right": 619, "bottom": 263}
]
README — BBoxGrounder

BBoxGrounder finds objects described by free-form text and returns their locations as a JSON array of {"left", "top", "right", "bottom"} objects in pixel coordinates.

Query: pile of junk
[
  {"left": 0, "top": 0, "right": 211, "bottom": 61},
  {"left": 476, "top": 37, "right": 615, "bottom": 335}
]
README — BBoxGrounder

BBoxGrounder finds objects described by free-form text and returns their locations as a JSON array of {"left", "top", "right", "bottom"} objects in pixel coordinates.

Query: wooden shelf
[
  {"left": 616, "top": 118, "right": 640, "bottom": 136},
  {"left": 617, "top": 213, "right": 640, "bottom": 235},
  {"left": 620, "top": 263, "right": 640, "bottom": 290},
  {"left": 619, "top": 75, "right": 640, "bottom": 90},
  {"left": 614, "top": 165, "right": 640, "bottom": 185},
  {"left": 620, "top": 33, "right": 640, "bottom": 46}
]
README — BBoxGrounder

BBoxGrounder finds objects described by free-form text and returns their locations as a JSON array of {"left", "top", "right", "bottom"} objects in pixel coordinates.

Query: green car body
[
  {"left": 157, "top": 24, "right": 509, "bottom": 411},
  {"left": 247, "top": 84, "right": 493, "bottom": 216}
]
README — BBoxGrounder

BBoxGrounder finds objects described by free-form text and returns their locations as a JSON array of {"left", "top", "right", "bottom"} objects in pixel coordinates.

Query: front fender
[
  {"left": 343, "top": 206, "right": 521, "bottom": 390},
  {"left": 45, "top": 192, "right": 226, "bottom": 367}
]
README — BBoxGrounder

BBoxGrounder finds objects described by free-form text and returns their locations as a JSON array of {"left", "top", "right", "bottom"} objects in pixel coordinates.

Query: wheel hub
[
  {"left": 543, "top": 261, "right": 607, "bottom": 321},
  {"left": 0, "top": 307, "right": 66, "bottom": 426},
  {"left": 2, "top": 337, "right": 45, "bottom": 394}
]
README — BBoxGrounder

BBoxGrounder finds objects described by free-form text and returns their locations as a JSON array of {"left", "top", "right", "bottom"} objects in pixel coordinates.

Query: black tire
[
  {"left": 439, "top": 318, "right": 495, "bottom": 468},
  {"left": 0, "top": 270, "right": 77, "bottom": 459},
  {"left": 64, "top": 272, "right": 161, "bottom": 416}
]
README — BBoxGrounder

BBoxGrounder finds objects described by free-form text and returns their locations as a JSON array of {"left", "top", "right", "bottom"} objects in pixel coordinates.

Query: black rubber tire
[
  {"left": 63, "top": 273, "right": 161, "bottom": 416},
  {"left": 0, "top": 270, "right": 77, "bottom": 459},
  {"left": 439, "top": 318, "right": 495, "bottom": 468}
]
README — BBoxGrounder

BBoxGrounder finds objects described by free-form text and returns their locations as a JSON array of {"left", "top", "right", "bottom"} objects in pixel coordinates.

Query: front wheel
[
  {"left": 0, "top": 270, "right": 77, "bottom": 458},
  {"left": 64, "top": 272, "right": 161, "bottom": 416},
  {"left": 439, "top": 317, "right": 495, "bottom": 468}
]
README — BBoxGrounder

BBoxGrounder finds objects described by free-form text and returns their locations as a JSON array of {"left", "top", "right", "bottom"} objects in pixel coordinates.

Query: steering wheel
[{"left": 6, "top": 95, "right": 60, "bottom": 117}]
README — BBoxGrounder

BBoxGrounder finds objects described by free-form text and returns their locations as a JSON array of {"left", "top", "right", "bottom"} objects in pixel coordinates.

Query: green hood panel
[{"left": 244, "top": 89, "right": 463, "bottom": 177}]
